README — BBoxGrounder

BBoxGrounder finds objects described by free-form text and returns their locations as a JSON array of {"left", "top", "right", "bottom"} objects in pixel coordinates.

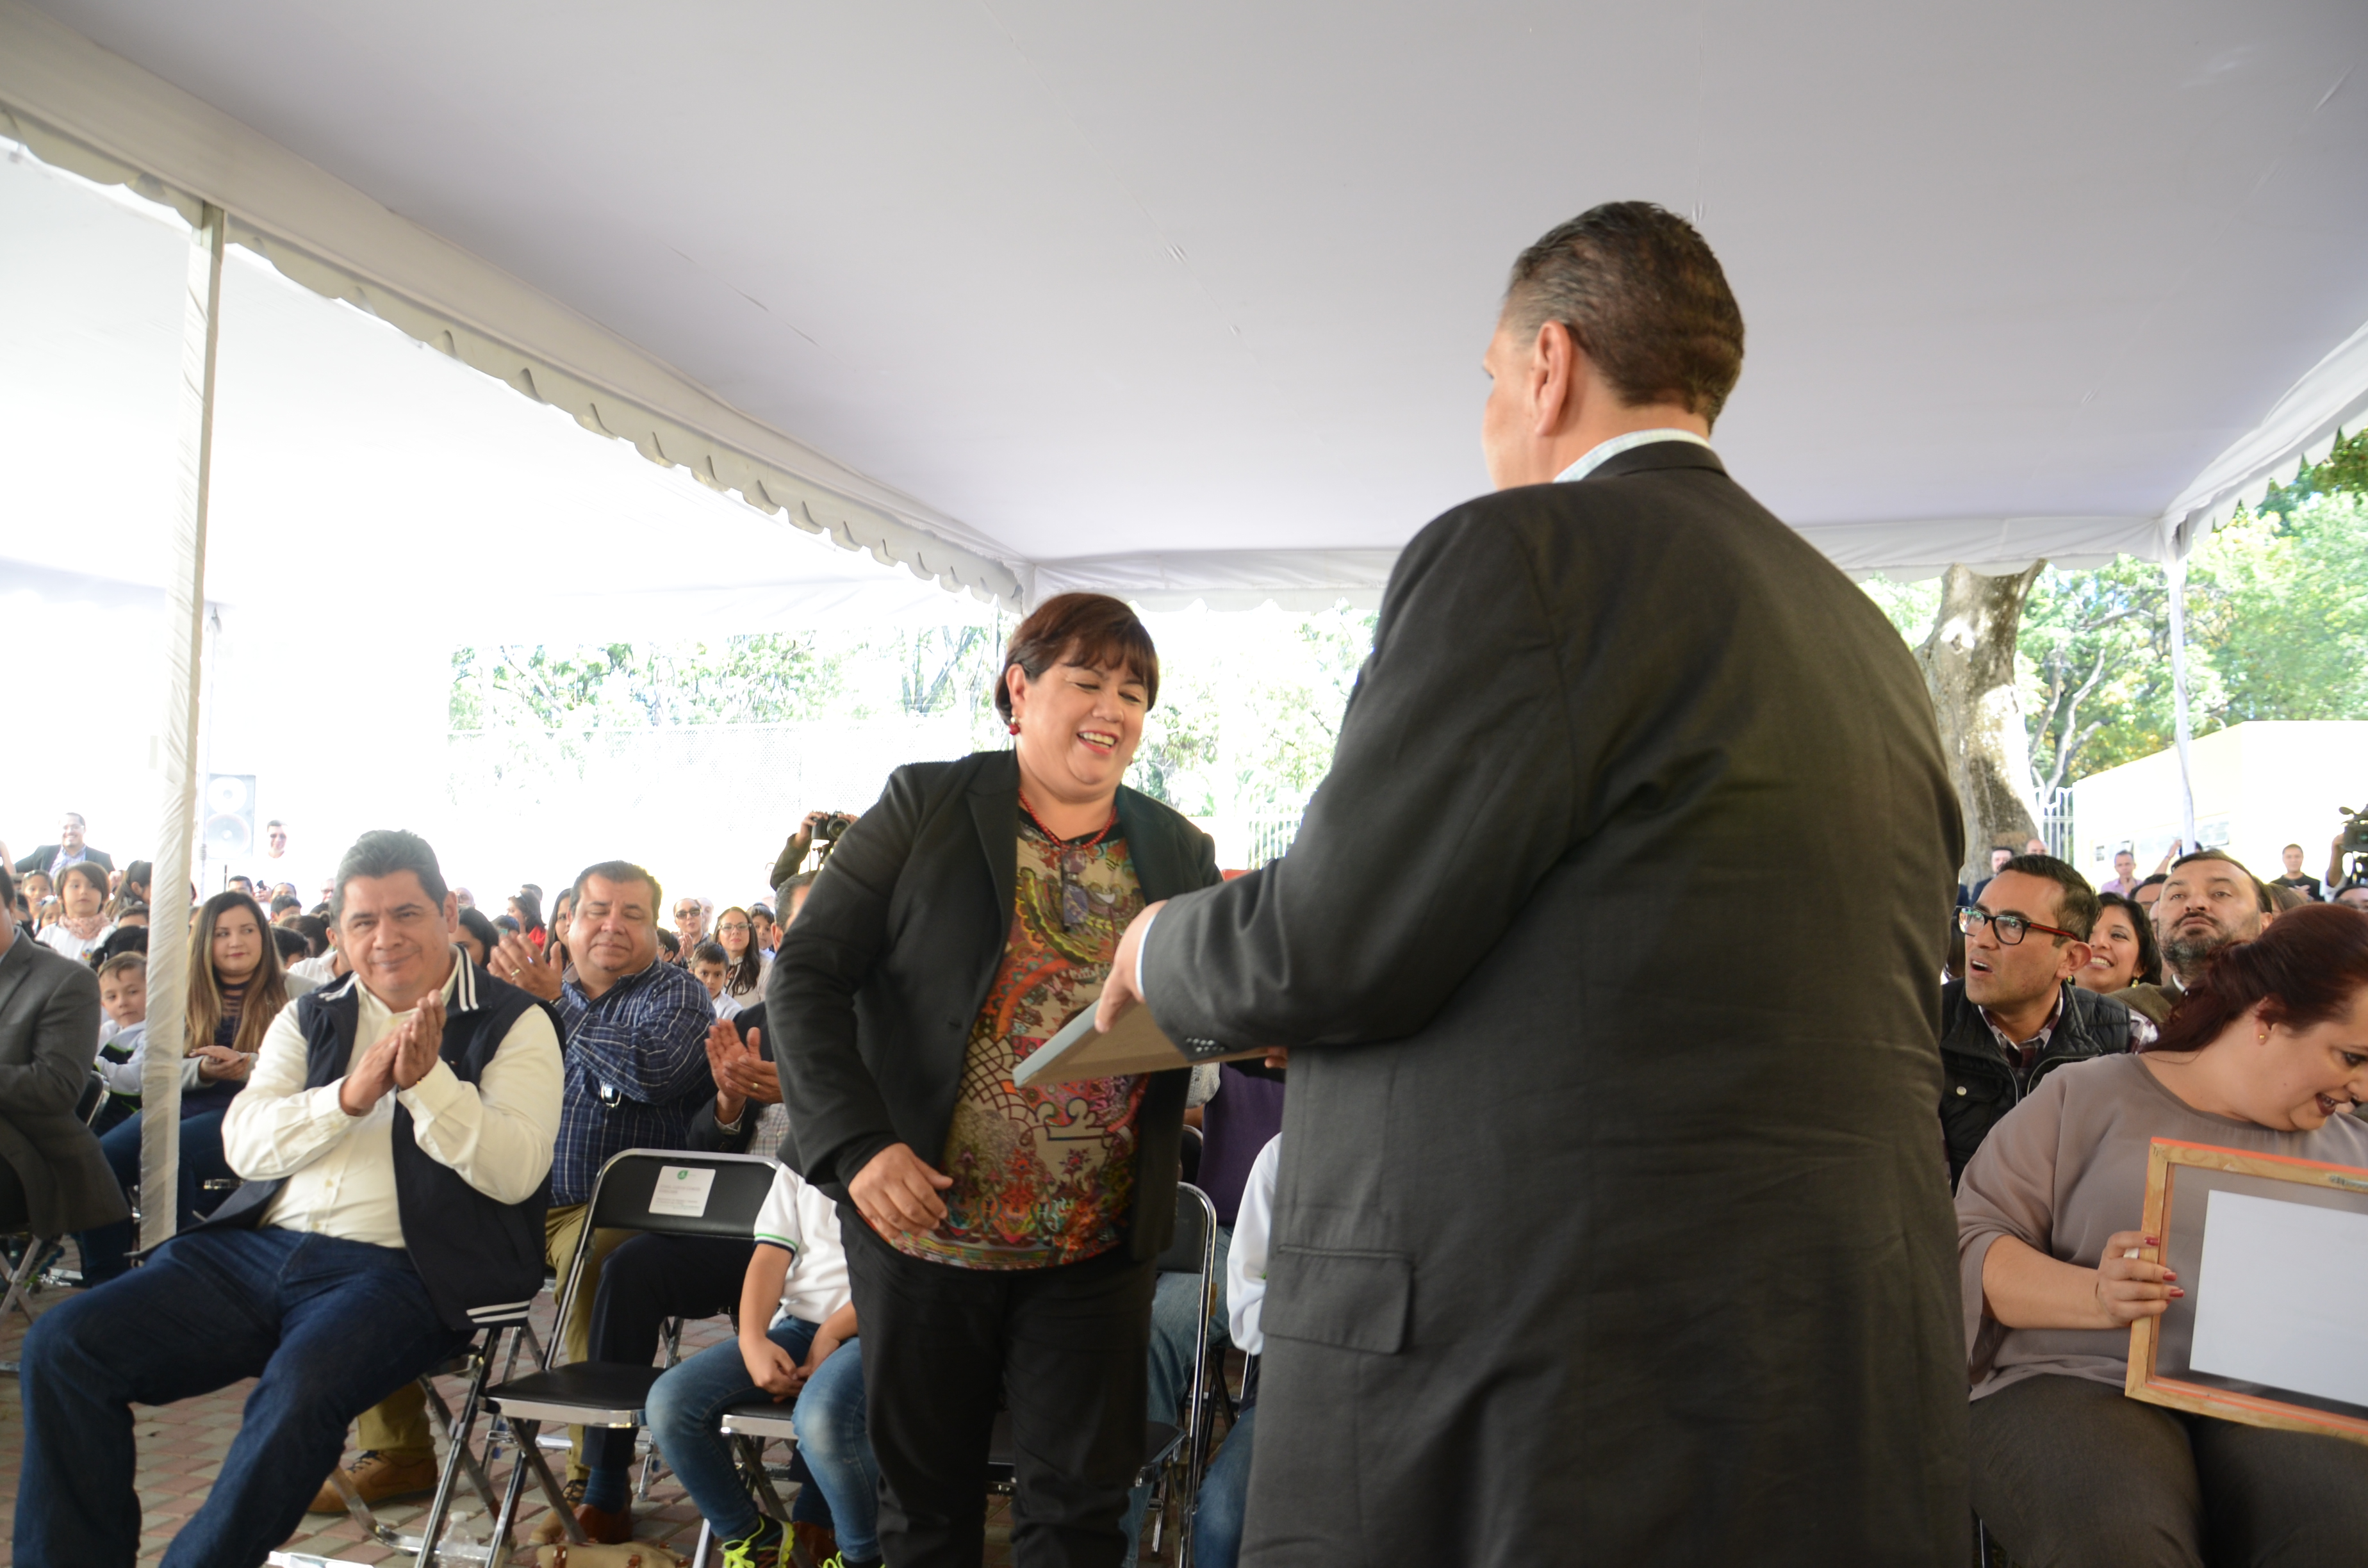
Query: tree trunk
[{"left": 1917, "top": 563, "right": 2044, "bottom": 886}]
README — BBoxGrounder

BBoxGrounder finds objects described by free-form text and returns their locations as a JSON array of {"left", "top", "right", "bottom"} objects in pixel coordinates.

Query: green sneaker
[{"left": 721, "top": 1517, "right": 790, "bottom": 1568}]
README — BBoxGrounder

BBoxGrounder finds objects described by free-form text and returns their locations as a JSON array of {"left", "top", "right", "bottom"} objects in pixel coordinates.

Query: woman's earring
[{"left": 1008, "top": 720, "right": 1021, "bottom": 735}]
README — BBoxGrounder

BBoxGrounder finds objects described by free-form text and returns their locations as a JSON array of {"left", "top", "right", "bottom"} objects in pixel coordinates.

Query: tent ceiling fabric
[{"left": 4, "top": 0, "right": 2367, "bottom": 603}]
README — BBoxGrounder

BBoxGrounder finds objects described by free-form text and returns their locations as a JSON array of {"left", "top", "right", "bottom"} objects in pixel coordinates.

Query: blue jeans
[
  {"left": 15, "top": 1227, "right": 463, "bottom": 1568},
  {"left": 1122, "top": 1223, "right": 1231, "bottom": 1564},
  {"left": 646, "top": 1319, "right": 880, "bottom": 1559},
  {"left": 76, "top": 1109, "right": 239, "bottom": 1286},
  {"left": 1192, "top": 1400, "right": 1256, "bottom": 1568}
]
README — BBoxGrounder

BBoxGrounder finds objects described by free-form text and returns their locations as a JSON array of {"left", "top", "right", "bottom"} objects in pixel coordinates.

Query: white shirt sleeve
[
  {"left": 218, "top": 1002, "right": 368, "bottom": 1181},
  {"left": 752, "top": 1166, "right": 803, "bottom": 1254},
  {"left": 395, "top": 1005, "right": 563, "bottom": 1203},
  {"left": 1132, "top": 904, "right": 1162, "bottom": 997},
  {"left": 1228, "top": 1135, "right": 1283, "bottom": 1356}
]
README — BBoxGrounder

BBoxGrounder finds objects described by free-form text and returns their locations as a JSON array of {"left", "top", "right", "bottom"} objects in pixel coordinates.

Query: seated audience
[
  {"left": 0, "top": 863, "right": 130, "bottom": 1247},
  {"left": 655, "top": 926, "right": 681, "bottom": 964},
  {"left": 2115, "top": 851, "right": 2269, "bottom": 1026},
  {"left": 2336, "top": 880, "right": 2368, "bottom": 911},
  {"left": 319, "top": 860, "right": 716, "bottom": 1516},
  {"left": 671, "top": 895, "right": 710, "bottom": 963},
  {"left": 2132, "top": 871, "right": 2167, "bottom": 919},
  {"left": 2267, "top": 881, "right": 2310, "bottom": 917},
  {"left": 270, "top": 892, "right": 304, "bottom": 926},
  {"left": 1956, "top": 902, "right": 2368, "bottom": 1565},
  {"left": 2074, "top": 890, "right": 2160, "bottom": 996},
  {"left": 272, "top": 926, "right": 312, "bottom": 967},
  {"left": 17, "top": 870, "right": 53, "bottom": 924},
  {"left": 508, "top": 888, "right": 547, "bottom": 952},
  {"left": 1967, "top": 844, "right": 2014, "bottom": 906},
  {"left": 76, "top": 891, "right": 317, "bottom": 1285},
  {"left": 108, "top": 901, "right": 151, "bottom": 934},
  {"left": 1941, "top": 855, "right": 2147, "bottom": 1184},
  {"left": 1193, "top": 1132, "right": 1279, "bottom": 1568},
  {"left": 714, "top": 905, "right": 766, "bottom": 1009},
  {"left": 117, "top": 860, "right": 152, "bottom": 910},
  {"left": 750, "top": 902, "right": 778, "bottom": 961},
  {"left": 643, "top": 1157, "right": 879, "bottom": 1568},
  {"left": 40, "top": 861, "right": 114, "bottom": 963},
  {"left": 13, "top": 829, "right": 563, "bottom": 1568},
  {"left": 691, "top": 940, "right": 739, "bottom": 1019}
]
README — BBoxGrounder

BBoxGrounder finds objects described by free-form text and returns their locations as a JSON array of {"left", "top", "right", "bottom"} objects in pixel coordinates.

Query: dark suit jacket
[
  {"left": 13, "top": 845, "right": 114, "bottom": 878},
  {"left": 0, "top": 931, "right": 130, "bottom": 1236},
  {"left": 771, "top": 748, "right": 1221, "bottom": 1262},
  {"left": 1142, "top": 443, "right": 1967, "bottom": 1565}
]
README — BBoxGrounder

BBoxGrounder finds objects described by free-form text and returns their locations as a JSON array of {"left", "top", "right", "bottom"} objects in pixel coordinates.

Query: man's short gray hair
[{"left": 331, "top": 829, "right": 450, "bottom": 920}]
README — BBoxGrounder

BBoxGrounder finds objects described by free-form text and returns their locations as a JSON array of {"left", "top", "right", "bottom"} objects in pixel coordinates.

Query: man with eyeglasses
[
  {"left": 1939, "top": 854, "right": 2150, "bottom": 1186},
  {"left": 2112, "top": 849, "right": 2271, "bottom": 1028}
]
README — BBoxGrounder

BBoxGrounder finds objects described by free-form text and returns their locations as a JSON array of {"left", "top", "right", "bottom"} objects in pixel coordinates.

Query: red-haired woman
[
  {"left": 772, "top": 592, "right": 1220, "bottom": 1568},
  {"left": 1957, "top": 902, "right": 2368, "bottom": 1565}
]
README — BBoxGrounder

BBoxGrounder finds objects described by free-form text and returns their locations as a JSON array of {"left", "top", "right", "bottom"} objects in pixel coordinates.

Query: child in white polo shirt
[{"left": 644, "top": 1162, "right": 879, "bottom": 1568}]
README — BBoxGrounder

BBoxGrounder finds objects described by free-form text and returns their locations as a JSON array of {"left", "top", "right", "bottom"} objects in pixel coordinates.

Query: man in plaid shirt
[{"left": 311, "top": 859, "right": 716, "bottom": 1530}]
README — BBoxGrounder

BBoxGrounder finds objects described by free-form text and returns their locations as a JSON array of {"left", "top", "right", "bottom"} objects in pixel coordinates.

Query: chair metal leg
[{"left": 0, "top": 1234, "right": 55, "bottom": 1375}]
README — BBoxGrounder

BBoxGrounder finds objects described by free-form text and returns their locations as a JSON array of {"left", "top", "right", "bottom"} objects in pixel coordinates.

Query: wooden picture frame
[{"left": 2125, "top": 1138, "right": 2368, "bottom": 1446}]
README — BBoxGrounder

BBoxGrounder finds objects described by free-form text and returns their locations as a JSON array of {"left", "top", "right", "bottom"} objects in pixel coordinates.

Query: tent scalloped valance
[{"left": 0, "top": 99, "right": 1024, "bottom": 610}]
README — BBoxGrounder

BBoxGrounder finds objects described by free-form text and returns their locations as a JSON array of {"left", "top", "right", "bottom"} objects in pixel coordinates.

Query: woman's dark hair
[
  {"left": 994, "top": 592, "right": 1160, "bottom": 723},
  {"left": 456, "top": 906, "right": 501, "bottom": 961},
  {"left": 2093, "top": 892, "right": 2162, "bottom": 988},
  {"left": 509, "top": 887, "right": 544, "bottom": 936},
  {"left": 714, "top": 905, "right": 762, "bottom": 998},
  {"left": 192, "top": 891, "right": 290, "bottom": 1058},
  {"left": 2149, "top": 903, "right": 2368, "bottom": 1054},
  {"left": 1504, "top": 201, "right": 1745, "bottom": 427},
  {"left": 55, "top": 861, "right": 110, "bottom": 903},
  {"left": 271, "top": 926, "right": 311, "bottom": 963},
  {"left": 655, "top": 927, "right": 681, "bottom": 960},
  {"left": 291, "top": 913, "right": 330, "bottom": 958},
  {"left": 92, "top": 924, "right": 149, "bottom": 964},
  {"left": 493, "top": 913, "right": 521, "bottom": 935}
]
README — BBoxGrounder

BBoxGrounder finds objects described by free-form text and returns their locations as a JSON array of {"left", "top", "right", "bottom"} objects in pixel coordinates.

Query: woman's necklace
[{"left": 1017, "top": 790, "right": 1119, "bottom": 930}]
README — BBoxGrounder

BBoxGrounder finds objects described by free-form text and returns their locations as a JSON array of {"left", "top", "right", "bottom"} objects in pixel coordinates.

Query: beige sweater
[{"left": 1955, "top": 1051, "right": 2368, "bottom": 1400}]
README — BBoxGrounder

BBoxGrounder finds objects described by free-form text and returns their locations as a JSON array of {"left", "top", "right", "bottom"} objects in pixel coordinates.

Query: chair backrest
[
  {"left": 76, "top": 1072, "right": 107, "bottom": 1127},
  {"left": 1179, "top": 1120, "right": 1204, "bottom": 1188},
  {"left": 1156, "top": 1181, "right": 1215, "bottom": 1277},
  {"left": 584, "top": 1148, "right": 782, "bottom": 1238}
]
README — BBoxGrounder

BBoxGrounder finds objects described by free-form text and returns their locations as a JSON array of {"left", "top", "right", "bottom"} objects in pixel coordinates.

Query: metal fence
[{"left": 2039, "top": 788, "right": 2075, "bottom": 863}]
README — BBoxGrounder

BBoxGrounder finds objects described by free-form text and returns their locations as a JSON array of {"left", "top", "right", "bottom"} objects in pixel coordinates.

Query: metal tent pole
[
  {"left": 2164, "top": 534, "right": 2199, "bottom": 854},
  {"left": 140, "top": 202, "right": 225, "bottom": 1253}
]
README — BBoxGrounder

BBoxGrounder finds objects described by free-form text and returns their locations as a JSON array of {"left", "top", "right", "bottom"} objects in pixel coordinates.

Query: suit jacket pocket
[{"left": 1265, "top": 1245, "right": 1412, "bottom": 1355}]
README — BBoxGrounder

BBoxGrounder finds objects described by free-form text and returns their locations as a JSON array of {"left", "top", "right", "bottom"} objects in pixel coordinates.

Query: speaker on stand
[{"left": 204, "top": 774, "right": 257, "bottom": 887}]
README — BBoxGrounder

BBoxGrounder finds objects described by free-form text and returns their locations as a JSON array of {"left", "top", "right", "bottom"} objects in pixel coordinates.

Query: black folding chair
[
  {"left": 0, "top": 1074, "right": 110, "bottom": 1373},
  {"left": 416, "top": 1149, "right": 778, "bottom": 1562}
]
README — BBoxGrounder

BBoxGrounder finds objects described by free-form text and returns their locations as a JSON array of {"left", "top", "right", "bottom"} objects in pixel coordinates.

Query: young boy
[
  {"left": 690, "top": 941, "right": 741, "bottom": 1019},
  {"left": 91, "top": 954, "right": 149, "bottom": 1132},
  {"left": 641, "top": 1162, "right": 880, "bottom": 1568}
]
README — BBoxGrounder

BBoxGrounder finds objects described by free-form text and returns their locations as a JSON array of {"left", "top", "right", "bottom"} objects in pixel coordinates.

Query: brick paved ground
[{"left": 0, "top": 1245, "right": 1187, "bottom": 1567}]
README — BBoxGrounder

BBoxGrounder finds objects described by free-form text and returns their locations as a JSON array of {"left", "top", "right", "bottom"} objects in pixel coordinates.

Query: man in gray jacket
[
  {"left": 1104, "top": 203, "right": 1965, "bottom": 1564},
  {"left": 0, "top": 863, "right": 128, "bottom": 1245}
]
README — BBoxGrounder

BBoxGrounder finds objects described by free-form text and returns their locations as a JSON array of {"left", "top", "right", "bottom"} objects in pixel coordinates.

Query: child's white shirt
[{"left": 752, "top": 1163, "right": 851, "bottom": 1328}]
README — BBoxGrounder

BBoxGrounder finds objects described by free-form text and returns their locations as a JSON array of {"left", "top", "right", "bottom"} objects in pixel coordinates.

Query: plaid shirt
[{"left": 550, "top": 956, "right": 718, "bottom": 1205}]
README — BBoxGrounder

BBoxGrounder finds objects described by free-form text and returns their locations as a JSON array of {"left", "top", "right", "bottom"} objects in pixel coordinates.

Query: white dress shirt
[
  {"left": 1227, "top": 1134, "right": 1281, "bottom": 1356},
  {"left": 220, "top": 950, "right": 563, "bottom": 1250}
]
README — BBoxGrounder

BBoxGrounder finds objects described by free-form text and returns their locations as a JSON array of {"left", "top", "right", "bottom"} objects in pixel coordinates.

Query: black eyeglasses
[
  {"left": 716, "top": 921, "right": 752, "bottom": 935},
  {"left": 1957, "top": 907, "right": 2078, "bottom": 946}
]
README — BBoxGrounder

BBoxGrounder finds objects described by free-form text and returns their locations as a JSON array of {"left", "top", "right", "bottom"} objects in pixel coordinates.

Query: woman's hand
[
  {"left": 194, "top": 1045, "right": 251, "bottom": 1084},
  {"left": 2093, "top": 1229, "right": 2181, "bottom": 1327},
  {"left": 741, "top": 1335, "right": 807, "bottom": 1400},
  {"left": 851, "top": 1142, "right": 953, "bottom": 1236}
]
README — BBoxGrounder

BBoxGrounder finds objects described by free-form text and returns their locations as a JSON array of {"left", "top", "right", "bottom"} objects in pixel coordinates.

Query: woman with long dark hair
[
  {"left": 1957, "top": 902, "right": 2368, "bottom": 1564},
  {"left": 76, "top": 892, "right": 313, "bottom": 1285},
  {"left": 714, "top": 905, "right": 765, "bottom": 1008},
  {"left": 508, "top": 888, "right": 548, "bottom": 952},
  {"left": 773, "top": 592, "right": 1221, "bottom": 1568},
  {"left": 2074, "top": 889, "right": 2160, "bottom": 995}
]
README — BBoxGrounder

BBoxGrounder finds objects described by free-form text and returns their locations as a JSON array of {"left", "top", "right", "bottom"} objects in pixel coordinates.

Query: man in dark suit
[
  {"left": 0, "top": 863, "right": 130, "bottom": 1245},
  {"left": 13, "top": 813, "right": 115, "bottom": 881},
  {"left": 1103, "top": 203, "right": 1966, "bottom": 1565}
]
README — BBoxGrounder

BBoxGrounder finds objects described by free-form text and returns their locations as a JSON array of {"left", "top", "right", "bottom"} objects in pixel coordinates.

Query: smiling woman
[
  {"left": 1955, "top": 902, "right": 2368, "bottom": 1565},
  {"left": 769, "top": 592, "right": 1222, "bottom": 1566}
]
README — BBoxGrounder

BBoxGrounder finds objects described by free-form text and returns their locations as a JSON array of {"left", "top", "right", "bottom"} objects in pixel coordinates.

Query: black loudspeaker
[{"left": 204, "top": 773, "right": 257, "bottom": 858}]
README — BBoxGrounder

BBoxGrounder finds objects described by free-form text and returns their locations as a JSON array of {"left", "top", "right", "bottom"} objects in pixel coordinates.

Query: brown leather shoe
[
  {"left": 527, "top": 1482, "right": 632, "bottom": 1547},
  {"left": 789, "top": 1519, "right": 839, "bottom": 1568},
  {"left": 305, "top": 1450, "right": 440, "bottom": 1513}
]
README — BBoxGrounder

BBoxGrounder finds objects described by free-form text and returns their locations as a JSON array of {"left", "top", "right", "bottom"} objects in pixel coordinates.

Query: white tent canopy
[{"left": 4, "top": 0, "right": 2367, "bottom": 605}]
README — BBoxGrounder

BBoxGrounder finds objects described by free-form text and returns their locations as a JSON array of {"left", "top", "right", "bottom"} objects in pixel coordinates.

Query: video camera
[
  {"left": 2339, "top": 804, "right": 2368, "bottom": 885},
  {"left": 811, "top": 811, "right": 857, "bottom": 865}
]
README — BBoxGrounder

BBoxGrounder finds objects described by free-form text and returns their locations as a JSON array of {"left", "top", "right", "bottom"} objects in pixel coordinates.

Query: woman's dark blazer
[{"left": 769, "top": 747, "right": 1221, "bottom": 1262}]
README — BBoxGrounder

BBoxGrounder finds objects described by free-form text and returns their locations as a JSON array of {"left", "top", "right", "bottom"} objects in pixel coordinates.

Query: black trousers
[
  {"left": 581, "top": 1232, "right": 753, "bottom": 1473},
  {"left": 846, "top": 1219, "right": 1156, "bottom": 1568},
  {"left": 1969, "top": 1373, "right": 2368, "bottom": 1567}
]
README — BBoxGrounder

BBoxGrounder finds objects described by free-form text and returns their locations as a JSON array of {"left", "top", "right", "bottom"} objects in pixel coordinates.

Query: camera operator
[
  {"left": 769, "top": 809, "right": 860, "bottom": 893},
  {"left": 2326, "top": 811, "right": 2368, "bottom": 899}
]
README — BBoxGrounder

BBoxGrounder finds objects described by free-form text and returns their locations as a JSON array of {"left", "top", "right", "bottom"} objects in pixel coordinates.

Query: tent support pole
[
  {"left": 140, "top": 202, "right": 224, "bottom": 1253},
  {"left": 2164, "top": 545, "right": 2198, "bottom": 854}
]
